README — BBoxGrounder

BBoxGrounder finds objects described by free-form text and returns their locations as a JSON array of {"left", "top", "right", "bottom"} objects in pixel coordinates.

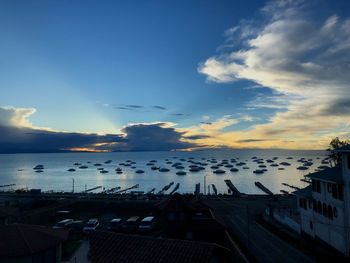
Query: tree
[{"left": 327, "top": 137, "right": 349, "bottom": 167}]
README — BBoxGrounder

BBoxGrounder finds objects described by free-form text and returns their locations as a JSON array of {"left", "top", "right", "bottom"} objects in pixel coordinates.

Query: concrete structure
[{"left": 294, "top": 148, "right": 350, "bottom": 256}]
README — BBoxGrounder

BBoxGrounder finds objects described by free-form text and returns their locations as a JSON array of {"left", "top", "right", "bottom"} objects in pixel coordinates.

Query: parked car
[
  {"left": 83, "top": 219, "right": 100, "bottom": 233},
  {"left": 139, "top": 216, "right": 156, "bottom": 233},
  {"left": 108, "top": 218, "right": 123, "bottom": 232},
  {"left": 53, "top": 219, "right": 74, "bottom": 229},
  {"left": 123, "top": 216, "right": 141, "bottom": 233}
]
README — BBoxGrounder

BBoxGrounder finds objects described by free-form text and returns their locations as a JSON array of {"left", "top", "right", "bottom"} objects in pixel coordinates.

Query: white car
[
  {"left": 138, "top": 216, "right": 155, "bottom": 233},
  {"left": 83, "top": 219, "right": 99, "bottom": 233}
]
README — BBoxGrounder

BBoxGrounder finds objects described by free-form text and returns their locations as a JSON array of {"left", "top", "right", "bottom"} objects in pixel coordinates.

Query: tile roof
[
  {"left": 90, "top": 231, "right": 234, "bottom": 263},
  {"left": 0, "top": 224, "right": 68, "bottom": 257},
  {"left": 305, "top": 167, "right": 343, "bottom": 183}
]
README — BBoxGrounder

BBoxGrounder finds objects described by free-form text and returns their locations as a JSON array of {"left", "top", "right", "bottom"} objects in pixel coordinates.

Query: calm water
[{"left": 0, "top": 149, "right": 327, "bottom": 195}]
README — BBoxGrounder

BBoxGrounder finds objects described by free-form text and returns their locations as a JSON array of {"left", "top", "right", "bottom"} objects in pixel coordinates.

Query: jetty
[
  {"left": 211, "top": 184, "right": 218, "bottom": 195},
  {"left": 169, "top": 183, "right": 180, "bottom": 195},
  {"left": 282, "top": 183, "right": 301, "bottom": 190},
  {"left": 115, "top": 184, "right": 139, "bottom": 194},
  {"left": 224, "top": 180, "right": 241, "bottom": 197},
  {"left": 84, "top": 186, "right": 102, "bottom": 193},
  {"left": 103, "top": 186, "right": 121, "bottom": 194},
  {"left": 194, "top": 183, "right": 200, "bottom": 195},
  {"left": 146, "top": 188, "right": 156, "bottom": 194},
  {"left": 157, "top": 182, "right": 174, "bottom": 195},
  {"left": 254, "top": 181, "right": 273, "bottom": 195}
]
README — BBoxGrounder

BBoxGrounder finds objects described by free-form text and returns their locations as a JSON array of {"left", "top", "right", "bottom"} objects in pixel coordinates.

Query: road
[{"left": 208, "top": 197, "right": 315, "bottom": 263}]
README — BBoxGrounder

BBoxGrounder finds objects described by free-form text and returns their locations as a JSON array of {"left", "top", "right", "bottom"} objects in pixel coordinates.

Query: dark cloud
[
  {"left": 200, "top": 122, "right": 212, "bottom": 125},
  {"left": 125, "top": 105, "right": 144, "bottom": 109},
  {"left": 0, "top": 125, "right": 125, "bottom": 153},
  {"left": 0, "top": 123, "right": 198, "bottom": 153},
  {"left": 170, "top": 113, "right": 190, "bottom": 117},
  {"left": 114, "top": 106, "right": 136, "bottom": 111},
  {"left": 236, "top": 138, "right": 279, "bottom": 143},
  {"left": 152, "top": 106, "right": 167, "bottom": 110},
  {"left": 118, "top": 123, "right": 196, "bottom": 151},
  {"left": 322, "top": 98, "right": 350, "bottom": 116},
  {"left": 185, "top": 135, "right": 211, "bottom": 140}
]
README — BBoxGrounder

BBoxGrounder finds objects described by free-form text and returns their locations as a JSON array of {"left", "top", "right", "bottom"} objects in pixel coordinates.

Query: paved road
[{"left": 208, "top": 198, "right": 315, "bottom": 263}]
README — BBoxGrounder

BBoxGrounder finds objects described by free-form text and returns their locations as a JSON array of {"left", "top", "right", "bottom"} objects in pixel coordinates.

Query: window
[
  {"left": 312, "top": 180, "right": 316, "bottom": 192},
  {"left": 310, "top": 221, "right": 313, "bottom": 230},
  {"left": 322, "top": 203, "right": 327, "bottom": 216},
  {"left": 313, "top": 200, "right": 317, "bottom": 212},
  {"left": 338, "top": 185, "right": 344, "bottom": 200},
  {"left": 317, "top": 201, "right": 322, "bottom": 214},
  {"left": 327, "top": 183, "right": 332, "bottom": 193},
  {"left": 333, "top": 207, "right": 338, "bottom": 218},
  {"left": 328, "top": 205, "right": 333, "bottom": 220},
  {"left": 316, "top": 181, "right": 321, "bottom": 193},
  {"left": 308, "top": 200, "right": 312, "bottom": 209}
]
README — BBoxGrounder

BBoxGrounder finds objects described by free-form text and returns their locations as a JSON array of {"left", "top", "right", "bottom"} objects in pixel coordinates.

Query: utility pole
[
  {"left": 204, "top": 175, "right": 206, "bottom": 195},
  {"left": 72, "top": 178, "right": 75, "bottom": 193}
]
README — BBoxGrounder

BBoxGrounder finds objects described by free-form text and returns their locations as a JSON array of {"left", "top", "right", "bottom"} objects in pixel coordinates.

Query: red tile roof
[
  {"left": 90, "top": 232, "right": 234, "bottom": 263},
  {"left": 0, "top": 224, "right": 68, "bottom": 257}
]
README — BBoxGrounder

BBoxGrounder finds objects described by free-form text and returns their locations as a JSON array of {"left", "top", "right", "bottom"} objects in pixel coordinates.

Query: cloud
[
  {"left": 118, "top": 122, "right": 196, "bottom": 151},
  {"left": 0, "top": 106, "right": 198, "bottom": 153},
  {"left": 198, "top": 0, "right": 350, "bottom": 148},
  {"left": 152, "top": 105, "right": 167, "bottom": 110},
  {"left": 0, "top": 107, "right": 36, "bottom": 127}
]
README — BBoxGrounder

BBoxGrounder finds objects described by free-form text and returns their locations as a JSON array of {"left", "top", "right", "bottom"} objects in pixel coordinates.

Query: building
[
  {"left": 294, "top": 147, "right": 350, "bottom": 256},
  {"left": 0, "top": 223, "right": 68, "bottom": 263},
  {"left": 89, "top": 231, "right": 235, "bottom": 263}
]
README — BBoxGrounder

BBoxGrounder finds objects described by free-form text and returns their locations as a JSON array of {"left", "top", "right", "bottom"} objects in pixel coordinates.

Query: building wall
[{"left": 342, "top": 153, "right": 350, "bottom": 256}]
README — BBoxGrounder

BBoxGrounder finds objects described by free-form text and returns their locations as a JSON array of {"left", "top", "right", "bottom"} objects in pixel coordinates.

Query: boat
[
  {"left": 253, "top": 169, "right": 264, "bottom": 174},
  {"left": 135, "top": 170, "right": 144, "bottom": 174},
  {"left": 279, "top": 162, "right": 291, "bottom": 166},
  {"left": 100, "top": 170, "right": 108, "bottom": 174},
  {"left": 151, "top": 166, "right": 159, "bottom": 170},
  {"left": 213, "top": 169, "right": 225, "bottom": 174},
  {"left": 230, "top": 168, "right": 239, "bottom": 172},
  {"left": 176, "top": 171, "right": 186, "bottom": 176},
  {"left": 297, "top": 166, "right": 308, "bottom": 170},
  {"left": 79, "top": 165, "right": 88, "bottom": 169},
  {"left": 104, "top": 160, "right": 112, "bottom": 164},
  {"left": 159, "top": 168, "right": 170, "bottom": 172}
]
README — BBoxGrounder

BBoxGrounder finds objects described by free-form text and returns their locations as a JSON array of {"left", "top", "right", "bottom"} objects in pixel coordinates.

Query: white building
[{"left": 295, "top": 148, "right": 350, "bottom": 256}]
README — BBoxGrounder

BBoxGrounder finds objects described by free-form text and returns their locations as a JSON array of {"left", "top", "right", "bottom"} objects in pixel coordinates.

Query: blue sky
[{"left": 1, "top": 0, "right": 350, "bottom": 152}]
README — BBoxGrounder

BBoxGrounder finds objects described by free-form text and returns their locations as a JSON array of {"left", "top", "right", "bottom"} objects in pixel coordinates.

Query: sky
[{"left": 1, "top": 0, "right": 350, "bottom": 153}]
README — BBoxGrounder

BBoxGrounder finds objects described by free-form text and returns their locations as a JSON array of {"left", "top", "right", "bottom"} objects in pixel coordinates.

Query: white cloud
[
  {"left": 0, "top": 106, "right": 36, "bottom": 127},
  {"left": 198, "top": 0, "right": 350, "bottom": 147}
]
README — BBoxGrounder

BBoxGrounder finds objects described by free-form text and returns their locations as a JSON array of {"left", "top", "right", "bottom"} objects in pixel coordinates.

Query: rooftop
[
  {"left": 335, "top": 144, "right": 350, "bottom": 152},
  {"left": 89, "top": 231, "right": 234, "bottom": 263},
  {"left": 293, "top": 185, "right": 312, "bottom": 199},
  {"left": 305, "top": 167, "right": 343, "bottom": 183},
  {"left": 0, "top": 224, "right": 68, "bottom": 258}
]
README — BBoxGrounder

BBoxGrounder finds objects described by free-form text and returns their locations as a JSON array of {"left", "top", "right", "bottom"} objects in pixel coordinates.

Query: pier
[
  {"left": 0, "top": 184, "right": 16, "bottom": 188},
  {"left": 282, "top": 183, "right": 301, "bottom": 190},
  {"left": 254, "top": 181, "right": 273, "bottom": 195},
  {"left": 224, "top": 180, "right": 241, "bottom": 197},
  {"left": 84, "top": 186, "right": 102, "bottom": 193},
  {"left": 115, "top": 184, "right": 139, "bottom": 194},
  {"left": 211, "top": 184, "right": 218, "bottom": 195},
  {"left": 146, "top": 188, "right": 156, "bottom": 194},
  {"left": 169, "top": 183, "right": 180, "bottom": 195}
]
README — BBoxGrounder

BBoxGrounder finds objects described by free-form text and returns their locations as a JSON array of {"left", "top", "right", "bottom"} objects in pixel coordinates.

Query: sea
[{"left": 0, "top": 149, "right": 327, "bottom": 195}]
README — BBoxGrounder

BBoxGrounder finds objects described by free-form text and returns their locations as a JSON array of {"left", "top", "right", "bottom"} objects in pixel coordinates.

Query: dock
[
  {"left": 224, "top": 180, "right": 241, "bottom": 197},
  {"left": 103, "top": 186, "right": 121, "bottom": 194},
  {"left": 282, "top": 183, "right": 301, "bottom": 190},
  {"left": 194, "top": 183, "right": 200, "bottom": 195},
  {"left": 84, "top": 186, "right": 102, "bottom": 193},
  {"left": 169, "top": 183, "right": 180, "bottom": 195},
  {"left": 211, "top": 184, "right": 218, "bottom": 195},
  {"left": 146, "top": 188, "right": 156, "bottom": 194},
  {"left": 157, "top": 182, "right": 174, "bottom": 195},
  {"left": 115, "top": 184, "right": 139, "bottom": 194},
  {"left": 254, "top": 181, "right": 273, "bottom": 195}
]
